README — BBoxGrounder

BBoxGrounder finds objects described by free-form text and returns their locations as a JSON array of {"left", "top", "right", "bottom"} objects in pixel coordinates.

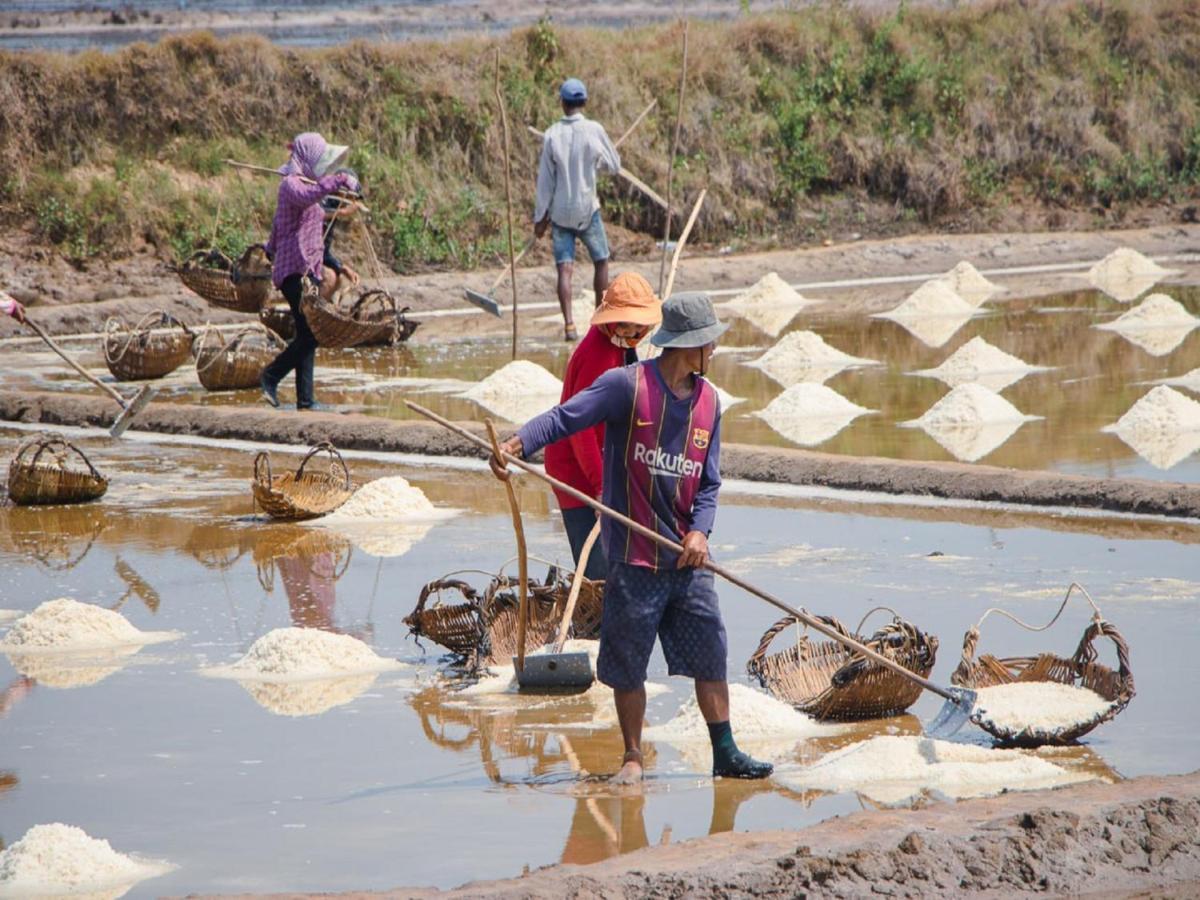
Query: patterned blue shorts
[
  {"left": 552, "top": 210, "right": 610, "bottom": 265},
  {"left": 597, "top": 561, "right": 728, "bottom": 691}
]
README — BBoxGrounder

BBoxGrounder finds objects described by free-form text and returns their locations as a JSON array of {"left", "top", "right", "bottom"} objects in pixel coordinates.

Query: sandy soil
[
  {"left": 4, "top": 390, "right": 1200, "bottom": 523},
  {"left": 188, "top": 770, "right": 1200, "bottom": 898},
  {"left": 4, "top": 223, "right": 1200, "bottom": 341}
]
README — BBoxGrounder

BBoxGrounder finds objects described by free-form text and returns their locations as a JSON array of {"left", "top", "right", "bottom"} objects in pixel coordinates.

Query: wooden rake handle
[
  {"left": 552, "top": 520, "right": 601, "bottom": 652},
  {"left": 485, "top": 419, "right": 530, "bottom": 671}
]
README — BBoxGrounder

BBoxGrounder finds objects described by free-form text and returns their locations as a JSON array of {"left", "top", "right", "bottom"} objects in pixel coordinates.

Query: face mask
[{"left": 606, "top": 326, "right": 645, "bottom": 349}]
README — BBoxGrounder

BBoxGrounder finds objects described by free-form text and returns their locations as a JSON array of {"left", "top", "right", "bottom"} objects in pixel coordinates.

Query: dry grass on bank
[{"left": 1, "top": 0, "right": 1199, "bottom": 270}]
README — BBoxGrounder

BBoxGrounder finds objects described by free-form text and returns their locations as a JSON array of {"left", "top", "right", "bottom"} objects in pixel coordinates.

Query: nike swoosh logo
[{"left": 636, "top": 419, "right": 655, "bottom": 427}]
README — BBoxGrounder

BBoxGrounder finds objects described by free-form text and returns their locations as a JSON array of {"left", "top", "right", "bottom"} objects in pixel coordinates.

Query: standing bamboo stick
[
  {"left": 615, "top": 98, "right": 658, "bottom": 149},
  {"left": 494, "top": 52, "right": 520, "bottom": 360},
  {"left": 662, "top": 187, "right": 706, "bottom": 301},
  {"left": 658, "top": 20, "right": 690, "bottom": 297}
]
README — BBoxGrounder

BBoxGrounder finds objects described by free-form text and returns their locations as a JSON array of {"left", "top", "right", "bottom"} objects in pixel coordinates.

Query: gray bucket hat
[{"left": 650, "top": 292, "right": 729, "bottom": 349}]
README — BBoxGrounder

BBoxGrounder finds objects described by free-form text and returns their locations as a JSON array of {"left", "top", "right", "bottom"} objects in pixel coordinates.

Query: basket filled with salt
[
  {"left": 6, "top": 434, "right": 108, "bottom": 507},
  {"left": 951, "top": 583, "right": 1134, "bottom": 746},
  {"left": 747, "top": 607, "right": 938, "bottom": 721},
  {"left": 194, "top": 324, "right": 287, "bottom": 391},
  {"left": 251, "top": 441, "right": 354, "bottom": 521},
  {"left": 103, "top": 311, "right": 195, "bottom": 381}
]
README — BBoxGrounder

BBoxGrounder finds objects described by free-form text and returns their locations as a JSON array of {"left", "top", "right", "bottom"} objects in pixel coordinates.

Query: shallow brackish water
[
  {"left": 0, "top": 430, "right": 1197, "bottom": 896},
  {"left": 5, "top": 286, "right": 1200, "bottom": 482}
]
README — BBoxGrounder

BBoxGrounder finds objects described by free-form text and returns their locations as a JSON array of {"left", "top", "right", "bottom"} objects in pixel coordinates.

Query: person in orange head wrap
[{"left": 544, "top": 271, "right": 662, "bottom": 580}]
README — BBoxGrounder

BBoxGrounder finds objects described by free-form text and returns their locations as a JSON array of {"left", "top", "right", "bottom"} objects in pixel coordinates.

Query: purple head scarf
[{"left": 278, "top": 132, "right": 327, "bottom": 178}]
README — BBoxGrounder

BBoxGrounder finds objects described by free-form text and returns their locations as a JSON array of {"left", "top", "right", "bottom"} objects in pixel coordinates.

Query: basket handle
[
  {"left": 853, "top": 605, "right": 902, "bottom": 636},
  {"left": 1071, "top": 619, "right": 1135, "bottom": 687},
  {"left": 350, "top": 289, "right": 395, "bottom": 319},
  {"left": 959, "top": 582, "right": 1104, "bottom": 671},
  {"left": 16, "top": 434, "right": 102, "bottom": 480},
  {"left": 253, "top": 450, "right": 273, "bottom": 487},
  {"left": 746, "top": 612, "right": 848, "bottom": 675},
  {"left": 295, "top": 441, "right": 351, "bottom": 490}
]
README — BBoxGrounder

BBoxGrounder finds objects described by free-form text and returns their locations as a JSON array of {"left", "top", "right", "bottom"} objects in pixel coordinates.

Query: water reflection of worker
[
  {"left": 278, "top": 551, "right": 339, "bottom": 631},
  {"left": 561, "top": 793, "right": 649, "bottom": 865},
  {"left": 545, "top": 273, "right": 661, "bottom": 581},
  {"left": 0, "top": 676, "right": 34, "bottom": 719}
]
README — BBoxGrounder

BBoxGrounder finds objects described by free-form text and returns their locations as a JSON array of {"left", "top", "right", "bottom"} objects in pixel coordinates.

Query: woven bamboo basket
[
  {"left": 194, "top": 324, "right": 287, "bottom": 391},
  {"left": 747, "top": 608, "right": 938, "bottom": 721},
  {"left": 259, "top": 302, "right": 295, "bottom": 341},
  {"left": 405, "top": 578, "right": 487, "bottom": 656},
  {"left": 951, "top": 584, "right": 1135, "bottom": 746},
  {"left": 177, "top": 246, "right": 273, "bottom": 313},
  {"left": 301, "top": 286, "right": 401, "bottom": 349},
  {"left": 6, "top": 435, "right": 108, "bottom": 506},
  {"left": 349, "top": 291, "right": 421, "bottom": 346},
  {"left": 103, "top": 311, "right": 195, "bottom": 381},
  {"left": 251, "top": 442, "right": 354, "bottom": 521}
]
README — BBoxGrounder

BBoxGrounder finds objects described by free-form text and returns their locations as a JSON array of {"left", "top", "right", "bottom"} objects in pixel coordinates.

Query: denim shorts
[
  {"left": 596, "top": 561, "right": 728, "bottom": 691},
  {"left": 552, "top": 210, "right": 610, "bottom": 265}
]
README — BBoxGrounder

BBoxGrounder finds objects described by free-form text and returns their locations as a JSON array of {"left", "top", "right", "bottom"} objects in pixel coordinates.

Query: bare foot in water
[{"left": 611, "top": 752, "right": 643, "bottom": 785}]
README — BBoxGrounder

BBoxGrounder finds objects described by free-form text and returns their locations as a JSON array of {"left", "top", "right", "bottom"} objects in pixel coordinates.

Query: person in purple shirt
[
  {"left": 493, "top": 293, "right": 772, "bottom": 784},
  {"left": 260, "top": 132, "right": 357, "bottom": 411}
]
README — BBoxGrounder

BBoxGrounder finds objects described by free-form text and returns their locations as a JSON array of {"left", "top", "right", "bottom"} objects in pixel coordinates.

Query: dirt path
[
  {"left": 4, "top": 223, "right": 1200, "bottom": 340},
  {"left": 187, "top": 770, "right": 1200, "bottom": 898}
]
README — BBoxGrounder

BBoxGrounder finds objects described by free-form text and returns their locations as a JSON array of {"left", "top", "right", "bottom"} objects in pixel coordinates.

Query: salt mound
[
  {"left": 1103, "top": 385, "right": 1200, "bottom": 469},
  {"left": 939, "top": 261, "right": 1004, "bottom": 308},
  {"left": 775, "top": 735, "right": 1095, "bottom": 805},
  {"left": 1094, "top": 293, "right": 1199, "bottom": 356},
  {"left": 1087, "top": 247, "right": 1178, "bottom": 303},
  {"left": 720, "top": 273, "right": 815, "bottom": 337},
  {"left": 240, "top": 673, "right": 380, "bottom": 717},
  {"left": 645, "top": 683, "right": 835, "bottom": 744},
  {"left": 458, "top": 360, "right": 563, "bottom": 424},
  {"left": 205, "top": 627, "right": 404, "bottom": 681},
  {"left": 6, "top": 646, "right": 141, "bottom": 690},
  {"left": 755, "top": 384, "right": 875, "bottom": 446},
  {"left": 1156, "top": 367, "right": 1200, "bottom": 393},
  {"left": 746, "top": 330, "right": 880, "bottom": 387},
  {"left": 320, "top": 476, "right": 435, "bottom": 522},
  {"left": 871, "top": 281, "right": 977, "bottom": 348},
  {"left": 918, "top": 421, "right": 1028, "bottom": 463},
  {"left": 911, "top": 336, "right": 1048, "bottom": 391},
  {"left": 0, "top": 823, "right": 172, "bottom": 899},
  {"left": 975, "top": 682, "right": 1114, "bottom": 737},
  {"left": 0, "top": 598, "right": 179, "bottom": 654},
  {"left": 711, "top": 383, "right": 745, "bottom": 411},
  {"left": 906, "top": 383, "right": 1038, "bottom": 428}
]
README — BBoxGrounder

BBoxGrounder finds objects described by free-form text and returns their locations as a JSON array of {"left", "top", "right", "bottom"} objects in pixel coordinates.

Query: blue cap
[{"left": 560, "top": 78, "right": 587, "bottom": 103}]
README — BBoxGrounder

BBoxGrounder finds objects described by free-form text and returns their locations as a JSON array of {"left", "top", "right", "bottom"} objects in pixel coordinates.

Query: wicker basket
[
  {"left": 951, "top": 584, "right": 1135, "bottom": 746},
  {"left": 177, "top": 246, "right": 273, "bottom": 313},
  {"left": 6, "top": 435, "right": 108, "bottom": 507},
  {"left": 252, "top": 525, "right": 353, "bottom": 592},
  {"left": 251, "top": 442, "right": 354, "bottom": 521},
  {"left": 350, "top": 291, "right": 421, "bottom": 346},
  {"left": 103, "top": 311, "right": 195, "bottom": 381},
  {"left": 259, "top": 303, "right": 295, "bottom": 341},
  {"left": 301, "top": 286, "right": 401, "bottom": 349},
  {"left": 405, "top": 578, "right": 487, "bottom": 656},
  {"left": 194, "top": 324, "right": 286, "bottom": 391},
  {"left": 747, "top": 609, "right": 938, "bottom": 721}
]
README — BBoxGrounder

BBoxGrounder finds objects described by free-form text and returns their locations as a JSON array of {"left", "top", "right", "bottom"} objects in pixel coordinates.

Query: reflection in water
[
  {"left": 0, "top": 504, "right": 106, "bottom": 571},
  {"left": 908, "top": 420, "right": 1028, "bottom": 463},
  {"left": 4, "top": 645, "right": 142, "bottom": 689},
  {"left": 113, "top": 557, "right": 160, "bottom": 613}
]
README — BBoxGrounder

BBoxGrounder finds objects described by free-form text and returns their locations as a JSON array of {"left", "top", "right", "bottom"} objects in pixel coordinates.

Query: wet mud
[{"left": 4, "top": 389, "right": 1200, "bottom": 521}]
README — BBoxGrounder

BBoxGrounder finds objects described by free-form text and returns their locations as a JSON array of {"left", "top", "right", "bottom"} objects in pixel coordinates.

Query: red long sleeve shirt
[{"left": 544, "top": 325, "right": 634, "bottom": 509}]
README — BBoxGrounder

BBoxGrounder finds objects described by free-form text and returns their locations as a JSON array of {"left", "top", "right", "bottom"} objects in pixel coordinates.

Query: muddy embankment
[
  {"left": 4, "top": 389, "right": 1200, "bottom": 522},
  {"left": 194, "top": 771, "right": 1200, "bottom": 899}
]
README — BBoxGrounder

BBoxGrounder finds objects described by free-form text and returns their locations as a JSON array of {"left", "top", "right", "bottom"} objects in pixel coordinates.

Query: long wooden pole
[
  {"left": 658, "top": 20, "right": 690, "bottom": 296},
  {"left": 615, "top": 98, "right": 657, "bottom": 149},
  {"left": 485, "top": 419, "right": 530, "bottom": 671},
  {"left": 494, "top": 52, "right": 520, "bottom": 360},
  {"left": 662, "top": 187, "right": 706, "bottom": 301}
]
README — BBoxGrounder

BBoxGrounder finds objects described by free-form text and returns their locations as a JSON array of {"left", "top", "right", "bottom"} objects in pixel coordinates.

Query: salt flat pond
[{"left": 0, "top": 431, "right": 1197, "bottom": 895}]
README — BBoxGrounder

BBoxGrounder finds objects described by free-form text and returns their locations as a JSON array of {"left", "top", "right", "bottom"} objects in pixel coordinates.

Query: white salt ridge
[
  {"left": 974, "top": 682, "right": 1114, "bottom": 736},
  {"left": 775, "top": 736, "right": 1095, "bottom": 805},
  {"left": 903, "top": 384, "right": 1040, "bottom": 463},
  {"left": 719, "top": 272, "right": 815, "bottom": 337},
  {"left": 911, "top": 336, "right": 1048, "bottom": 391},
  {"left": 0, "top": 598, "right": 179, "bottom": 654},
  {"left": 1087, "top": 247, "right": 1179, "bottom": 303},
  {"left": 240, "top": 674, "right": 381, "bottom": 718},
  {"left": 305, "top": 476, "right": 457, "bottom": 558},
  {"left": 645, "top": 683, "right": 836, "bottom": 744},
  {"left": 745, "top": 330, "right": 881, "bottom": 387},
  {"left": 458, "top": 360, "right": 563, "bottom": 424},
  {"left": 711, "top": 383, "right": 745, "bottom": 412},
  {"left": 1155, "top": 367, "right": 1200, "bottom": 393},
  {"left": 938, "top": 260, "right": 1004, "bottom": 308},
  {"left": 1094, "top": 293, "right": 1200, "bottom": 357},
  {"left": 204, "top": 627, "right": 404, "bottom": 682},
  {"left": 1103, "top": 385, "right": 1200, "bottom": 469},
  {"left": 755, "top": 384, "right": 875, "bottom": 447},
  {"left": 0, "top": 823, "right": 172, "bottom": 899},
  {"left": 871, "top": 281, "right": 977, "bottom": 348}
]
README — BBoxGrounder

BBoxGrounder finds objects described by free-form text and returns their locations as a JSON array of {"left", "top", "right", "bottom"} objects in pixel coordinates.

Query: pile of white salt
[
  {"left": 974, "top": 682, "right": 1113, "bottom": 736},
  {"left": 902, "top": 383, "right": 1040, "bottom": 462},
  {"left": 937, "top": 260, "right": 1004, "bottom": 308},
  {"left": 745, "top": 330, "right": 880, "bottom": 387},
  {"left": 871, "top": 281, "right": 977, "bottom": 348},
  {"left": 0, "top": 598, "right": 179, "bottom": 653},
  {"left": 1103, "top": 385, "right": 1200, "bottom": 469},
  {"left": 1094, "top": 293, "right": 1200, "bottom": 357},
  {"left": 0, "top": 823, "right": 172, "bottom": 898},
  {"left": 1087, "top": 247, "right": 1178, "bottom": 303},
  {"left": 754, "top": 383, "right": 875, "bottom": 446},
  {"left": 1156, "top": 366, "right": 1200, "bottom": 393},
  {"left": 774, "top": 735, "right": 1095, "bottom": 805},
  {"left": 458, "top": 360, "right": 563, "bottom": 424},
  {"left": 719, "top": 273, "right": 815, "bottom": 337},
  {"left": 911, "top": 336, "right": 1048, "bottom": 391},
  {"left": 311, "top": 476, "right": 456, "bottom": 558}
]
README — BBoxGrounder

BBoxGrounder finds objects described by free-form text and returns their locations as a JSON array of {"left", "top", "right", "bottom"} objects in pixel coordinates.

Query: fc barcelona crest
[{"left": 692, "top": 428, "right": 710, "bottom": 450}]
